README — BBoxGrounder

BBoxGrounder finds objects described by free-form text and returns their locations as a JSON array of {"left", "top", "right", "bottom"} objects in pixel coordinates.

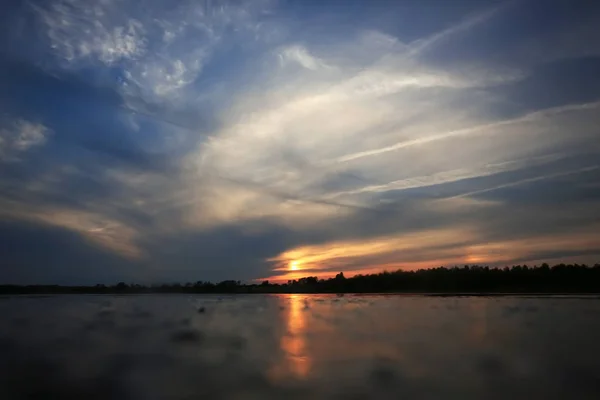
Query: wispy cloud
[
  {"left": 328, "top": 101, "right": 600, "bottom": 165},
  {"left": 184, "top": 39, "right": 597, "bottom": 225},
  {"left": 267, "top": 226, "right": 477, "bottom": 273},
  {"left": 34, "top": 0, "right": 147, "bottom": 64},
  {"left": 0, "top": 119, "right": 51, "bottom": 162},
  {"left": 278, "top": 45, "right": 331, "bottom": 71},
  {"left": 406, "top": 2, "right": 511, "bottom": 57},
  {"left": 323, "top": 153, "right": 566, "bottom": 200},
  {"left": 452, "top": 165, "right": 600, "bottom": 199},
  {"left": 35, "top": 0, "right": 274, "bottom": 106},
  {"left": 2, "top": 0, "right": 599, "bottom": 283},
  {"left": 265, "top": 223, "right": 600, "bottom": 281},
  {"left": 0, "top": 200, "right": 142, "bottom": 259}
]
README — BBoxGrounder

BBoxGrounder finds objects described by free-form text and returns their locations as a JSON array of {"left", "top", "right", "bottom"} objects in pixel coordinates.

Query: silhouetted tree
[{"left": 2, "top": 263, "right": 600, "bottom": 294}]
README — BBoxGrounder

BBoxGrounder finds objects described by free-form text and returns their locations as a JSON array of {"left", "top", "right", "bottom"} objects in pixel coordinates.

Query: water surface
[{"left": 1, "top": 294, "right": 599, "bottom": 399}]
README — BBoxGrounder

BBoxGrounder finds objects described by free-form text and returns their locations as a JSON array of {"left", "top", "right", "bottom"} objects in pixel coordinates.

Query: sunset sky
[{"left": 1, "top": 0, "right": 599, "bottom": 284}]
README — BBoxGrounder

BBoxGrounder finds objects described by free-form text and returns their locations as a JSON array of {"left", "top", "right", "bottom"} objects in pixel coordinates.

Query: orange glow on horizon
[
  {"left": 260, "top": 260, "right": 455, "bottom": 283},
  {"left": 259, "top": 227, "right": 600, "bottom": 283},
  {"left": 261, "top": 226, "right": 476, "bottom": 282}
]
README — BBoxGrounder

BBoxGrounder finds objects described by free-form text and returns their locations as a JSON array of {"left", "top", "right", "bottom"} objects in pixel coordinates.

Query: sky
[{"left": 1, "top": 0, "right": 599, "bottom": 285}]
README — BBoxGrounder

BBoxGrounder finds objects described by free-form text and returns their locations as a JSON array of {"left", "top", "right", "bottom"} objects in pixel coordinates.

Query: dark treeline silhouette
[{"left": 2, "top": 263, "right": 600, "bottom": 295}]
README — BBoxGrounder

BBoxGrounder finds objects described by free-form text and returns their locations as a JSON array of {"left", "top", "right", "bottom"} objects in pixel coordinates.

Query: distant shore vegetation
[{"left": 2, "top": 263, "right": 600, "bottom": 294}]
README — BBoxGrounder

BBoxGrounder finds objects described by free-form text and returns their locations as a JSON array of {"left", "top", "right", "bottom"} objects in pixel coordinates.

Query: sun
[{"left": 289, "top": 261, "right": 299, "bottom": 271}]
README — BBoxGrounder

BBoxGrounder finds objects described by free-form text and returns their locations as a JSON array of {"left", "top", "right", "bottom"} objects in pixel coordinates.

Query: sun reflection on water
[
  {"left": 282, "top": 295, "right": 311, "bottom": 377},
  {"left": 269, "top": 294, "right": 311, "bottom": 381}
]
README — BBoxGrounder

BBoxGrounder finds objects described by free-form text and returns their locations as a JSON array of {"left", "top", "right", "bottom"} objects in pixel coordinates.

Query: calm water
[{"left": 1, "top": 294, "right": 599, "bottom": 399}]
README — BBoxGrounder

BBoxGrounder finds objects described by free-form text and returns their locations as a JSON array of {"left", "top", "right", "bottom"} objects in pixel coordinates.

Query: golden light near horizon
[{"left": 270, "top": 227, "right": 476, "bottom": 275}]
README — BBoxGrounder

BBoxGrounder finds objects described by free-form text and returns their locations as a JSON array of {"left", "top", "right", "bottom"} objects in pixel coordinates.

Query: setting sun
[{"left": 289, "top": 261, "right": 299, "bottom": 271}]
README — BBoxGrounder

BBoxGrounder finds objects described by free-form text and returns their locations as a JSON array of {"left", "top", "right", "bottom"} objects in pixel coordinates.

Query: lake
[{"left": 1, "top": 294, "right": 599, "bottom": 399}]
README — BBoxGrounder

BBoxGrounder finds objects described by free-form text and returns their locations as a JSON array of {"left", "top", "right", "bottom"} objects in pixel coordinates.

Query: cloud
[
  {"left": 34, "top": 0, "right": 275, "bottom": 107},
  {"left": 327, "top": 101, "right": 600, "bottom": 165},
  {"left": 323, "top": 154, "right": 566, "bottom": 200},
  {"left": 406, "top": 1, "right": 510, "bottom": 57},
  {"left": 34, "top": 0, "right": 146, "bottom": 64},
  {"left": 1, "top": 0, "right": 599, "bottom": 284},
  {"left": 0, "top": 199, "right": 142, "bottom": 260},
  {"left": 452, "top": 165, "right": 600, "bottom": 200},
  {"left": 0, "top": 217, "right": 140, "bottom": 285},
  {"left": 268, "top": 226, "right": 477, "bottom": 272},
  {"left": 278, "top": 45, "right": 331, "bottom": 70},
  {"left": 0, "top": 119, "right": 51, "bottom": 162},
  {"left": 182, "top": 33, "right": 595, "bottom": 228},
  {"left": 262, "top": 196, "right": 600, "bottom": 281}
]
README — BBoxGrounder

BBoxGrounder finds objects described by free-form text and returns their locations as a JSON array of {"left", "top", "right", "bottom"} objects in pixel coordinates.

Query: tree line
[{"left": 2, "top": 263, "right": 600, "bottom": 294}]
